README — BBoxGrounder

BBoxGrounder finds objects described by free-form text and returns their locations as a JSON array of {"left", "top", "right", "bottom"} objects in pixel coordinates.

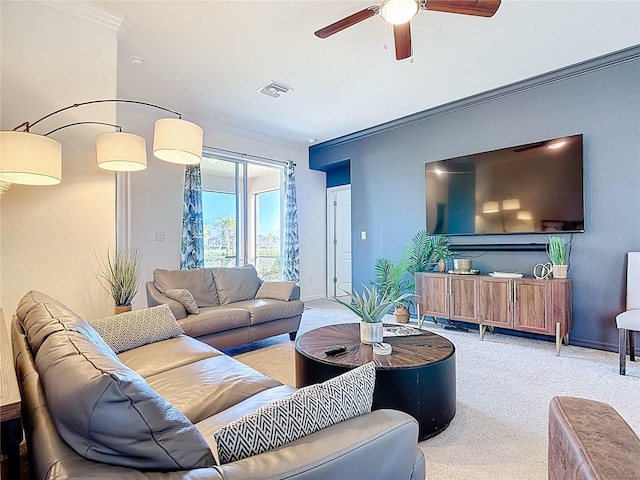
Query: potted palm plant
[
  {"left": 430, "top": 234, "right": 455, "bottom": 272},
  {"left": 96, "top": 246, "right": 142, "bottom": 314},
  {"left": 547, "top": 236, "right": 568, "bottom": 278},
  {"left": 373, "top": 251, "right": 414, "bottom": 323},
  {"left": 333, "top": 286, "right": 412, "bottom": 344},
  {"left": 406, "top": 230, "right": 455, "bottom": 273}
]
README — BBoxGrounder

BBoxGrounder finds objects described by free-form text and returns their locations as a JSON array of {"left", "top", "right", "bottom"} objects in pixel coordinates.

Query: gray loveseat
[
  {"left": 146, "top": 265, "right": 304, "bottom": 349},
  {"left": 12, "top": 291, "right": 426, "bottom": 480}
]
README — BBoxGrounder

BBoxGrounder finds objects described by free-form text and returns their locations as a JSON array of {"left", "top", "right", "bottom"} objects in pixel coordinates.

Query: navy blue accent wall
[
  {"left": 326, "top": 161, "right": 350, "bottom": 188},
  {"left": 309, "top": 47, "right": 640, "bottom": 352}
]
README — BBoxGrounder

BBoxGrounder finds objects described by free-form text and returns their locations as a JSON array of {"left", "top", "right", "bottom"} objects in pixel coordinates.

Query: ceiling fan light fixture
[{"left": 380, "top": 0, "right": 419, "bottom": 25}]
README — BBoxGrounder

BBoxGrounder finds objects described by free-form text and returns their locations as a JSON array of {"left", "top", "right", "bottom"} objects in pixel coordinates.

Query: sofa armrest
[
  {"left": 216, "top": 409, "right": 424, "bottom": 480},
  {"left": 146, "top": 281, "right": 188, "bottom": 320},
  {"left": 290, "top": 285, "right": 300, "bottom": 301}
]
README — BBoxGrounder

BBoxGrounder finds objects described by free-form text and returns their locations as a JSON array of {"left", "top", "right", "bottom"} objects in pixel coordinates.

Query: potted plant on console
[
  {"left": 332, "top": 286, "right": 412, "bottom": 344},
  {"left": 406, "top": 230, "right": 455, "bottom": 273},
  {"left": 430, "top": 235, "right": 456, "bottom": 272},
  {"left": 547, "top": 236, "right": 568, "bottom": 279},
  {"left": 96, "top": 246, "right": 142, "bottom": 314}
]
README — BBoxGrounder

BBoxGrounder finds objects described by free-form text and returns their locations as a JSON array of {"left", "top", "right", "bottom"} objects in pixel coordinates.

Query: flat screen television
[{"left": 425, "top": 134, "right": 584, "bottom": 235}]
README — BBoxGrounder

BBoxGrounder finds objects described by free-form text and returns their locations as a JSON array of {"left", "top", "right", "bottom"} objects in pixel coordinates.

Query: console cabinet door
[
  {"left": 513, "top": 279, "right": 552, "bottom": 334},
  {"left": 478, "top": 277, "right": 513, "bottom": 327},
  {"left": 449, "top": 276, "right": 478, "bottom": 323},
  {"left": 416, "top": 273, "right": 448, "bottom": 318}
]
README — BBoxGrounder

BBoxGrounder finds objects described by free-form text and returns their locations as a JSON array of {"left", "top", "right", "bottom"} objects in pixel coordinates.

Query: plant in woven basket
[
  {"left": 547, "top": 236, "right": 569, "bottom": 279},
  {"left": 96, "top": 247, "right": 142, "bottom": 309},
  {"left": 547, "top": 236, "right": 567, "bottom": 265}
]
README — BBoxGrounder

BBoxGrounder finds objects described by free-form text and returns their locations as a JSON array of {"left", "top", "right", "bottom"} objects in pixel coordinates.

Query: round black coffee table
[{"left": 295, "top": 323, "right": 456, "bottom": 440}]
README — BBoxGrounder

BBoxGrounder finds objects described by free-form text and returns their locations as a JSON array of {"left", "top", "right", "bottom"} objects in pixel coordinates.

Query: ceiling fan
[{"left": 314, "top": 0, "right": 501, "bottom": 61}]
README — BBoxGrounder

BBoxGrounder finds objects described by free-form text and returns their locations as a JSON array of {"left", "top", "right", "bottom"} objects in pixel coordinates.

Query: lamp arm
[
  {"left": 13, "top": 99, "right": 182, "bottom": 132},
  {"left": 44, "top": 121, "right": 123, "bottom": 136}
]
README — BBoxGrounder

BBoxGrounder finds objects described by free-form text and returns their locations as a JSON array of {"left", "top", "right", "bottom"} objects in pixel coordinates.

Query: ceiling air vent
[{"left": 258, "top": 81, "right": 292, "bottom": 98}]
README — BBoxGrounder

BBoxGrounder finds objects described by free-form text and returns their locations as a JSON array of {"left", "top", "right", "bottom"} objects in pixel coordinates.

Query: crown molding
[
  {"left": 310, "top": 44, "right": 640, "bottom": 153},
  {"left": 117, "top": 103, "right": 304, "bottom": 150},
  {"left": 37, "top": 1, "right": 131, "bottom": 33}
]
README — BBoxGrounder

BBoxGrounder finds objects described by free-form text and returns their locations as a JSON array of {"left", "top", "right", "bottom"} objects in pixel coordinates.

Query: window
[
  {"left": 255, "top": 189, "right": 281, "bottom": 279},
  {"left": 201, "top": 156, "right": 283, "bottom": 279},
  {"left": 202, "top": 190, "right": 237, "bottom": 267}
]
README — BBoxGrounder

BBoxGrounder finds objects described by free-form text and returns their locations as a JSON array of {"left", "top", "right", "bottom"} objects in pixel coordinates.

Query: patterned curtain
[
  {"left": 180, "top": 164, "right": 204, "bottom": 269},
  {"left": 282, "top": 161, "right": 300, "bottom": 282}
]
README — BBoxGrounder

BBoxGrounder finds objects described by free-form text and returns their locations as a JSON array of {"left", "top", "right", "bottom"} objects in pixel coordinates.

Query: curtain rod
[{"left": 202, "top": 145, "right": 296, "bottom": 167}]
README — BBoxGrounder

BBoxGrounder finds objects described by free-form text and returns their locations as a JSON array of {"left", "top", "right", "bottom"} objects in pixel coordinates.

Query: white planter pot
[
  {"left": 552, "top": 264, "right": 568, "bottom": 279},
  {"left": 360, "top": 321, "right": 384, "bottom": 344}
]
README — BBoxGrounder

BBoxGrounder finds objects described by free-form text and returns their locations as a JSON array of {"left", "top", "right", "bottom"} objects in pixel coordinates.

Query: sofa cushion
[
  {"left": 35, "top": 330, "right": 215, "bottom": 470},
  {"left": 212, "top": 265, "right": 261, "bottom": 305},
  {"left": 154, "top": 268, "right": 219, "bottom": 307},
  {"left": 178, "top": 306, "right": 251, "bottom": 337},
  {"left": 89, "top": 304, "right": 184, "bottom": 353},
  {"left": 165, "top": 288, "right": 199, "bottom": 314},
  {"left": 255, "top": 281, "right": 296, "bottom": 301},
  {"left": 194, "top": 385, "right": 298, "bottom": 438},
  {"left": 211, "top": 361, "right": 376, "bottom": 465},
  {"left": 229, "top": 298, "right": 305, "bottom": 325},
  {"left": 118, "top": 335, "right": 222, "bottom": 378},
  {"left": 146, "top": 354, "right": 282, "bottom": 424},
  {"left": 16, "top": 290, "right": 104, "bottom": 354}
]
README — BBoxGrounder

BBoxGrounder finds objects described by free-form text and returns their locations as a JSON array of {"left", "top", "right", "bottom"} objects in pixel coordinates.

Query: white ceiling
[{"left": 91, "top": 0, "right": 639, "bottom": 147}]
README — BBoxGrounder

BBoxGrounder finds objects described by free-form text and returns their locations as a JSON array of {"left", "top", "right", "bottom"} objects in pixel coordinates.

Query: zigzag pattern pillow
[
  {"left": 212, "top": 361, "right": 376, "bottom": 464},
  {"left": 254, "top": 281, "right": 295, "bottom": 301},
  {"left": 165, "top": 288, "right": 199, "bottom": 314},
  {"left": 90, "top": 304, "right": 184, "bottom": 353}
]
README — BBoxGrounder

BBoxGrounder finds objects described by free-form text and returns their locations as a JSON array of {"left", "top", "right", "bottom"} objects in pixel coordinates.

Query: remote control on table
[{"left": 324, "top": 346, "right": 347, "bottom": 356}]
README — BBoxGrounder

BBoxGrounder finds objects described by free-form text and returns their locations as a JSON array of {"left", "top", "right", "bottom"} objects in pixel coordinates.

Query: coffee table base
[{"left": 296, "top": 350, "right": 456, "bottom": 440}]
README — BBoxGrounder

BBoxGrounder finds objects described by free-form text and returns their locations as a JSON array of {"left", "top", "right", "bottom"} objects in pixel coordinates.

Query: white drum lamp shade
[
  {"left": 153, "top": 118, "right": 203, "bottom": 165},
  {"left": 96, "top": 132, "right": 147, "bottom": 171},
  {"left": 0, "top": 131, "right": 62, "bottom": 185}
]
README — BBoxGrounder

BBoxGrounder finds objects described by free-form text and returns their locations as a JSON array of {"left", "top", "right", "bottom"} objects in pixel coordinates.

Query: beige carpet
[{"left": 228, "top": 299, "right": 640, "bottom": 480}]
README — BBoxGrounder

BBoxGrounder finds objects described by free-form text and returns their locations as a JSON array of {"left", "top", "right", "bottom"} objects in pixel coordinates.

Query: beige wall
[
  {"left": 0, "top": 2, "right": 119, "bottom": 319},
  {"left": 1, "top": 2, "right": 328, "bottom": 323}
]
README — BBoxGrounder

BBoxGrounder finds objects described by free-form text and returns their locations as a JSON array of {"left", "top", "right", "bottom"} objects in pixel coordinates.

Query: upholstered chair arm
[{"left": 290, "top": 285, "right": 301, "bottom": 301}]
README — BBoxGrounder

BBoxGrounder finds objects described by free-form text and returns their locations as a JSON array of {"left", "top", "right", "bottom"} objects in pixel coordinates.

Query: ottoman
[{"left": 548, "top": 396, "right": 640, "bottom": 480}]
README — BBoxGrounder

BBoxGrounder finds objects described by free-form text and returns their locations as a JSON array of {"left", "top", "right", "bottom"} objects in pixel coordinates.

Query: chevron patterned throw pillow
[{"left": 211, "top": 361, "right": 376, "bottom": 465}]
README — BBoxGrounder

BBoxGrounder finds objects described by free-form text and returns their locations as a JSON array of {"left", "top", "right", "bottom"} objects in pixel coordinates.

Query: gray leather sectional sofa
[
  {"left": 12, "top": 290, "right": 426, "bottom": 480},
  {"left": 146, "top": 265, "right": 304, "bottom": 349}
]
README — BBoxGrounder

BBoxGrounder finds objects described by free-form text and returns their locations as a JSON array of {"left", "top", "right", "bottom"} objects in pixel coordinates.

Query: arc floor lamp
[{"left": 0, "top": 99, "right": 204, "bottom": 187}]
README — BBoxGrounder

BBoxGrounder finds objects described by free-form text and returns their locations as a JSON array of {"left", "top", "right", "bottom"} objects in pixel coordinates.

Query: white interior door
[{"left": 327, "top": 186, "right": 352, "bottom": 297}]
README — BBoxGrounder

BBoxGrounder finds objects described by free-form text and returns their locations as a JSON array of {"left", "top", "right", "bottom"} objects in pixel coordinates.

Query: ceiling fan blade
[
  {"left": 393, "top": 22, "right": 412, "bottom": 60},
  {"left": 424, "top": 0, "right": 501, "bottom": 17},
  {"left": 314, "top": 6, "right": 379, "bottom": 39}
]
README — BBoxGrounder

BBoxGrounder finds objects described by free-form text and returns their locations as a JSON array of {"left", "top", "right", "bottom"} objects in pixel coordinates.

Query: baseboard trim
[{"left": 300, "top": 294, "right": 327, "bottom": 302}]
